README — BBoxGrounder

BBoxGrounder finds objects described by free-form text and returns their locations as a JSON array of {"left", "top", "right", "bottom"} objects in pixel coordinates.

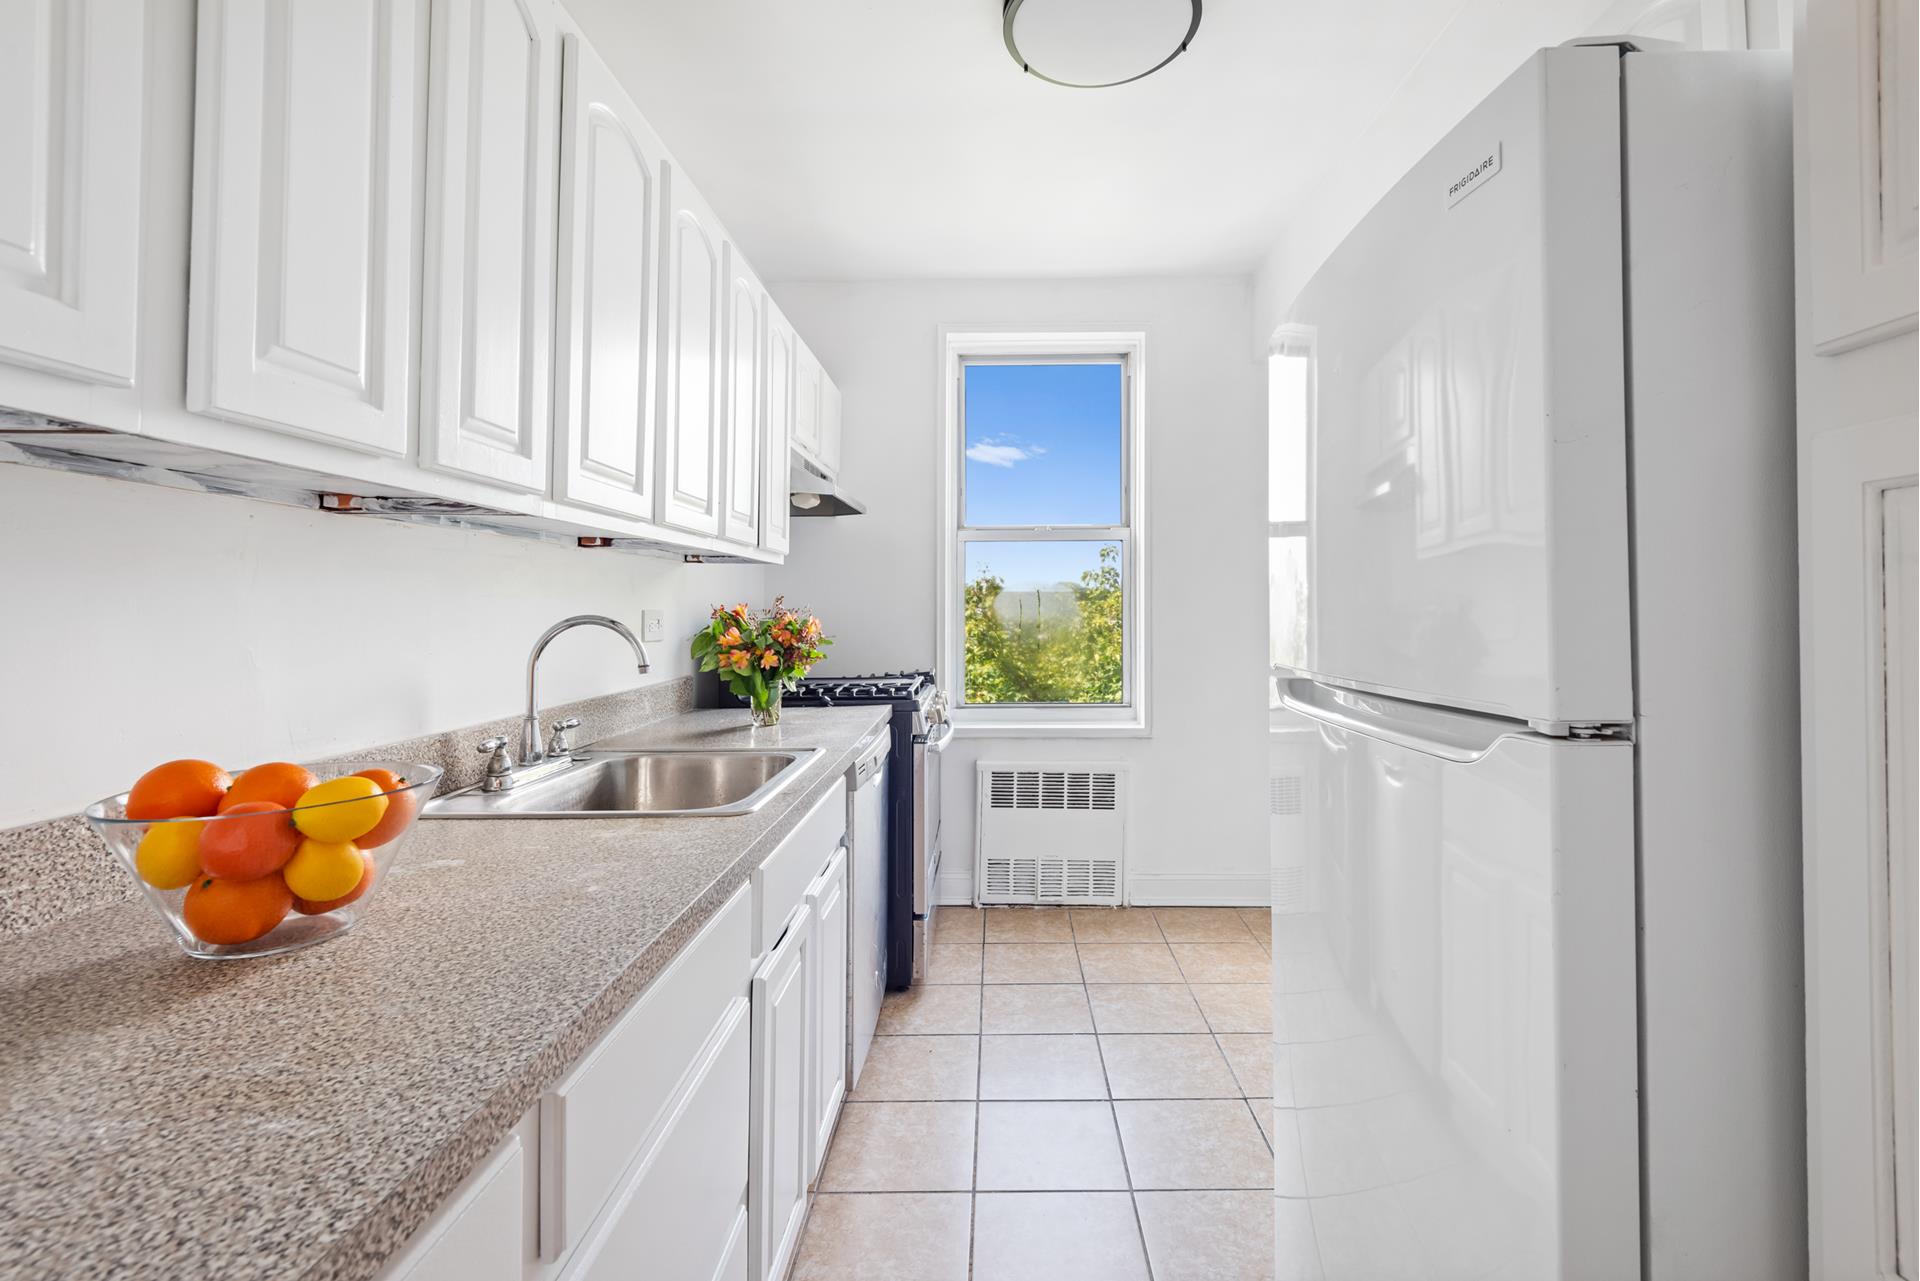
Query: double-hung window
[
  {"left": 939, "top": 331, "right": 1148, "bottom": 734},
  {"left": 1268, "top": 326, "right": 1313, "bottom": 709}
]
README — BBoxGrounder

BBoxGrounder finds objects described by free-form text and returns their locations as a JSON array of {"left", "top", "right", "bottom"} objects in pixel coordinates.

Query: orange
[
  {"left": 293, "top": 850, "right": 376, "bottom": 915},
  {"left": 219, "top": 762, "right": 318, "bottom": 813},
  {"left": 284, "top": 839, "right": 365, "bottom": 901},
  {"left": 292, "top": 777, "right": 387, "bottom": 843},
  {"left": 125, "top": 760, "right": 231, "bottom": 821},
  {"left": 352, "top": 769, "right": 418, "bottom": 849},
  {"left": 181, "top": 874, "right": 292, "bottom": 945},
  {"left": 198, "top": 801, "right": 301, "bottom": 881}
]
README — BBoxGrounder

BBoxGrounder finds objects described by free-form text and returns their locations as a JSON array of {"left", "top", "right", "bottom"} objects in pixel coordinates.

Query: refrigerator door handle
[{"left": 1278, "top": 677, "right": 1540, "bottom": 764}]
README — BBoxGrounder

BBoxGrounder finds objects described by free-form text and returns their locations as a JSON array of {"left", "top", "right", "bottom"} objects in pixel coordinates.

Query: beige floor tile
[
  {"left": 923, "top": 943, "right": 983, "bottom": 984},
  {"left": 791, "top": 1193, "right": 973, "bottom": 1281},
  {"left": 971, "top": 1193, "right": 1151, "bottom": 1281},
  {"left": 932, "top": 906, "right": 985, "bottom": 943},
  {"left": 1217, "top": 1033, "right": 1274, "bottom": 1097},
  {"left": 1153, "top": 907, "right": 1259, "bottom": 944},
  {"left": 1252, "top": 1097, "right": 1276, "bottom": 1147},
  {"left": 974, "top": 1101, "right": 1129, "bottom": 1190},
  {"left": 1135, "top": 1190, "right": 1278, "bottom": 1281},
  {"left": 981, "top": 983, "right": 1094, "bottom": 1034},
  {"left": 1172, "top": 942, "right": 1273, "bottom": 984},
  {"left": 1086, "top": 983, "right": 1209, "bottom": 1034},
  {"left": 851, "top": 1035, "right": 980, "bottom": 1101},
  {"left": 1239, "top": 907, "right": 1274, "bottom": 937},
  {"left": 983, "top": 942, "right": 1083, "bottom": 984},
  {"left": 1068, "top": 907, "right": 1165, "bottom": 943},
  {"left": 984, "top": 906, "right": 1074, "bottom": 942},
  {"left": 1098, "top": 1034, "right": 1242, "bottom": 1099},
  {"left": 979, "top": 1033, "right": 1109, "bottom": 1100},
  {"left": 876, "top": 984, "right": 981, "bottom": 1035},
  {"left": 817, "top": 1101, "right": 976, "bottom": 1191},
  {"left": 1113, "top": 1099, "right": 1276, "bottom": 1190},
  {"left": 1192, "top": 983, "right": 1274, "bottom": 1034},
  {"left": 1076, "top": 942, "right": 1183, "bottom": 983}
]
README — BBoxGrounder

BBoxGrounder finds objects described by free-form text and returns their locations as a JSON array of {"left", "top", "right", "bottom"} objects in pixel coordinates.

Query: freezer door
[
  {"left": 1274, "top": 680, "right": 1638, "bottom": 1280},
  {"left": 1281, "top": 46, "right": 1633, "bottom": 727}
]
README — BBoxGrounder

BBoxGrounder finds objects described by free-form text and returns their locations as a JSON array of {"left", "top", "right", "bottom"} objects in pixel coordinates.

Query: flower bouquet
[{"left": 692, "top": 599, "right": 831, "bottom": 727}]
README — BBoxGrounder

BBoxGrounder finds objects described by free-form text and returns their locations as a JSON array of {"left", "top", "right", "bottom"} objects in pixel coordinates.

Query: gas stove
[{"left": 783, "top": 670, "right": 949, "bottom": 988}]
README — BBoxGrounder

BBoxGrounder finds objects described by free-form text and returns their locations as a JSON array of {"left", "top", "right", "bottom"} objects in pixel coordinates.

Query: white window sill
[{"left": 948, "top": 716, "right": 1150, "bottom": 740}]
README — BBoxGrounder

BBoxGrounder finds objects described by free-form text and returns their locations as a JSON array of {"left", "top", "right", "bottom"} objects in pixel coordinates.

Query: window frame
[
  {"left": 937, "top": 329, "right": 1150, "bottom": 736},
  {"left": 1268, "top": 323, "right": 1316, "bottom": 715}
]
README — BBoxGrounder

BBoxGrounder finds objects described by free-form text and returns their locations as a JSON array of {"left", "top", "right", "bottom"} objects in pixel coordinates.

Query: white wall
[
  {"left": 765, "top": 277, "right": 1269, "bottom": 905},
  {"left": 0, "top": 465, "right": 763, "bottom": 827}
]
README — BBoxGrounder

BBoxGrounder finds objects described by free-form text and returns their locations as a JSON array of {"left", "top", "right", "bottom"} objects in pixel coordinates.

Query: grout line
[{"left": 968, "top": 947, "right": 984, "bottom": 1281}]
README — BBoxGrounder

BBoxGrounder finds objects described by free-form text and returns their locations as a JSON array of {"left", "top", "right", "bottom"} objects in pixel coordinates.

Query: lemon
[
  {"left": 284, "top": 839, "right": 365, "bottom": 901},
  {"left": 135, "top": 820, "right": 205, "bottom": 889},
  {"left": 292, "top": 776, "right": 388, "bottom": 842}
]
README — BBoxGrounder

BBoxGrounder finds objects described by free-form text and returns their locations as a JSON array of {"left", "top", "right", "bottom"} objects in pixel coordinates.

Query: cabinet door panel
[
  {"left": 750, "top": 906, "right": 813, "bottom": 1281},
  {"left": 806, "top": 845, "right": 849, "bottom": 1183},
  {"left": 792, "top": 340, "right": 821, "bottom": 463},
  {"left": 189, "top": 0, "right": 421, "bottom": 454},
  {"left": 419, "top": 0, "right": 557, "bottom": 491},
  {"left": 722, "top": 246, "right": 763, "bottom": 546},
  {"left": 0, "top": 0, "right": 143, "bottom": 385},
  {"left": 657, "top": 173, "right": 724, "bottom": 535},
  {"left": 818, "top": 372, "right": 843, "bottom": 480},
  {"left": 761, "top": 303, "right": 795, "bottom": 556},
  {"left": 552, "top": 33, "right": 664, "bottom": 519}
]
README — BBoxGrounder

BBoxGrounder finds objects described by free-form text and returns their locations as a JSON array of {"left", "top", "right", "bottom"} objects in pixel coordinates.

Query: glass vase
[{"left": 750, "top": 690, "right": 783, "bottom": 728}]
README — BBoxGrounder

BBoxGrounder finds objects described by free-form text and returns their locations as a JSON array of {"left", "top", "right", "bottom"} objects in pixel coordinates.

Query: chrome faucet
[{"left": 521, "top": 615, "right": 651, "bottom": 766}]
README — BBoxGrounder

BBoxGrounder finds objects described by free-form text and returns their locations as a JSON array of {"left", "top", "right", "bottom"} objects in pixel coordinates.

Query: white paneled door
[
  {"left": 552, "top": 32, "right": 664, "bottom": 521},
  {"left": 419, "top": 0, "right": 558, "bottom": 492},
  {"left": 760, "top": 301, "right": 795, "bottom": 557},
  {"left": 721, "top": 245, "right": 764, "bottom": 546},
  {"left": 656, "top": 171, "right": 726, "bottom": 535},
  {"left": 188, "top": 0, "right": 423, "bottom": 454},
  {"left": 0, "top": 0, "right": 144, "bottom": 385}
]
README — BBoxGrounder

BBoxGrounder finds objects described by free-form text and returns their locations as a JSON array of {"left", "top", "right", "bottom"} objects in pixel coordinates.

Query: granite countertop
[{"left": 0, "top": 706, "right": 891, "bottom": 1281}]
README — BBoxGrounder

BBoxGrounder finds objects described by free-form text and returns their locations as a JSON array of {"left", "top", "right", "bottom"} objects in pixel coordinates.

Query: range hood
[{"left": 789, "top": 458, "right": 867, "bottom": 517}]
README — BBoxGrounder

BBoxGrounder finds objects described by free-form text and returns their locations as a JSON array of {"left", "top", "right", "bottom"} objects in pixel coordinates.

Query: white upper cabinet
[
  {"left": 721, "top": 245, "right": 763, "bottom": 546},
  {"left": 761, "top": 302, "right": 795, "bottom": 556},
  {"left": 551, "top": 32, "right": 664, "bottom": 521},
  {"left": 418, "top": 0, "right": 558, "bottom": 492},
  {"left": 792, "top": 339, "right": 822, "bottom": 464},
  {"left": 818, "top": 372, "right": 843, "bottom": 480},
  {"left": 0, "top": 0, "right": 144, "bottom": 386},
  {"left": 656, "top": 170, "right": 725, "bottom": 536},
  {"left": 187, "top": 0, "right": 423, "bottom": 455}
]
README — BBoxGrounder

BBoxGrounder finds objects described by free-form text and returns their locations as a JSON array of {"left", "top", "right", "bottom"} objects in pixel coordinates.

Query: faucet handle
[
  {"left": 476, "top": 736, "right": 514, "bottom": 783},
  {"left": 546, "top": 717, "right": 582, "bottom": 759}
]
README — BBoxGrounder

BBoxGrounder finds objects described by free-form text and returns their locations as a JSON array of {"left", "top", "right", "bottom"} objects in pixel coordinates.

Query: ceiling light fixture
[{"left": 1002, "top": 0, "right": 1202, "bottom": 89}]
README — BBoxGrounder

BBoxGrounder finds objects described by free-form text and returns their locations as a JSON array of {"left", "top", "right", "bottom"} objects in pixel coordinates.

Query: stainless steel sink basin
[{"left": 422, "top": 748, "right": 820, "bottom": 818}]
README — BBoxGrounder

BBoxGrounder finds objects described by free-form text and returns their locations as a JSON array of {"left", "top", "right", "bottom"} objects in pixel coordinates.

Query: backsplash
[{"left": 0, "top": 677, "right": 696, "bottom": 936}]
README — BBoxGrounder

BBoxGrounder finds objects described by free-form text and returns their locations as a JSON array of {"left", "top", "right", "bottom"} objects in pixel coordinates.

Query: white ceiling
[{"left": 567, "top": 0, "right": 1471, "bottom": 281}]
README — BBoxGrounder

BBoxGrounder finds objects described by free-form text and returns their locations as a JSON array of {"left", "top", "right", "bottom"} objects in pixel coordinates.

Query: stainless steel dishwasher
[{"left": 847, "top": 729, "right": 890, "bottom": 1087}]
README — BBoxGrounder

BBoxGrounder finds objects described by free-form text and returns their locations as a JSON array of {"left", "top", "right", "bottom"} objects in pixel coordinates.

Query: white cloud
[{"left": 965, "top": 436, "right": 1046, "bottom": 468}]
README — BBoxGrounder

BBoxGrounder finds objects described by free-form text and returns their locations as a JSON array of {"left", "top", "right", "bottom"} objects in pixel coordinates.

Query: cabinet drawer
[
  {"left": 540, "top": 885, "right": 751, "bottom": 1260},
  {"left": 753, "top": 778, "right": 847, "bottom": 953},
  {"left": 568, "top": 996, "right": 752, "bottom": 1281},
  {"left": 379, "top": 1134, "right": 524, "bottom": 1281}
]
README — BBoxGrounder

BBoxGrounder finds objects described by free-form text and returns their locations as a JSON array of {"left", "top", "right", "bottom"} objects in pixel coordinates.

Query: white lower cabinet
[
  {"left": 805, "top": 846, "right": 850, "bottom": 1183},
  {"left": 750, "top": 904, "right": 814, "bottom": 1281},
  {"left": 379, "top": 1133, "right": 526, "bottom": 1281}
]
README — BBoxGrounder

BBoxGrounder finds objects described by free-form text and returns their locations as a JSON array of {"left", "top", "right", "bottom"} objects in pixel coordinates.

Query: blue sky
[{"left": 962, "top": 362, "right": 1123, "bottom": 590}]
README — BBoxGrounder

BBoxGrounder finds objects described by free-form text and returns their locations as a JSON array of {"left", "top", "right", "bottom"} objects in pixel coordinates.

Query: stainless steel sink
[{"left": 422, "top": 748, "right": 820, "bottom": 819}]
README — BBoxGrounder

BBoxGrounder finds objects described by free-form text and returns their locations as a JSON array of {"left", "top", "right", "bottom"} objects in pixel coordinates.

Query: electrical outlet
[{"left": 641, "top": 610, "right": 665, "bottom": 643}]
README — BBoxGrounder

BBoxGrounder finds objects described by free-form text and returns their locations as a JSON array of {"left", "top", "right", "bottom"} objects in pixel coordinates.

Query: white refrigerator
[{"left": 1271, "top": 44, "right": 1800, "bottom": 1281}]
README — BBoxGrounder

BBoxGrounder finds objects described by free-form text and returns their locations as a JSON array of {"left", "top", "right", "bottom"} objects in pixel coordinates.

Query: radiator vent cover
[{"left": 977, "top": 764, "right": 1125, "bottom": 906}]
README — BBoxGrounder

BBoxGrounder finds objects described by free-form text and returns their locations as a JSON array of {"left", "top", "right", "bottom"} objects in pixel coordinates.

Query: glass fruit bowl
[{"left": 84, "top": 761, "right": 443, "bottom": 960}]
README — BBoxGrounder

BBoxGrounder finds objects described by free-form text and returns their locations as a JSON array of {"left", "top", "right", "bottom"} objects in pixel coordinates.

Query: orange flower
[
  {"left": 803, "top": 617, "right": 822, "bottom": 639},
  {"left": 772, "top": 625, "right": 795, "bottom": 645},
  {"left": 730, "top": 603, "right": 750, "bottom": 620},
  {"left": 718, "top": 626, "right": 743, "bottom": 648},
  {"left": 759, "top": 649, "right": 780, "bottom": 669},
  {"left": 723, "top": 650, "right": 751, "bottom": 672}
]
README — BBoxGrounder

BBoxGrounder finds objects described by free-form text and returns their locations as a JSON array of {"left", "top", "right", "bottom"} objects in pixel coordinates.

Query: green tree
[{"left": 963, "top": 544, "right": 1124, "bottom": 705}]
